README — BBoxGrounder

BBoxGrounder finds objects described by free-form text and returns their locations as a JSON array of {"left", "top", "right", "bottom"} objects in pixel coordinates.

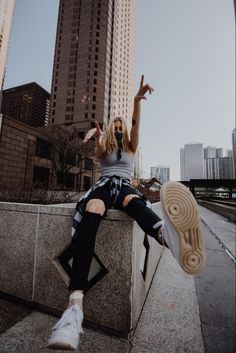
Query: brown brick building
[
  {"left": 1, "top": 82, "right": 50, "bottom": 127},
  {"left": 0, "top": 116, "right": 98, "bottom": 190},
  {"left": 50, "top": 0, "right": 135, "bottom": 133}
]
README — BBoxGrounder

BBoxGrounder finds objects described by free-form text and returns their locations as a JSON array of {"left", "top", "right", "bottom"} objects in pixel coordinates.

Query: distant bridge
[{"left": 180, "top": 179, "right": 236, "bottom": 199}]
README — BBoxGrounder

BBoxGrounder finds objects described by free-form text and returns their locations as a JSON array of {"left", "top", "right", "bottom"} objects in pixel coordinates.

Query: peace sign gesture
[{"left": 134, "top": 74, "right": 154, "bottom": 102}]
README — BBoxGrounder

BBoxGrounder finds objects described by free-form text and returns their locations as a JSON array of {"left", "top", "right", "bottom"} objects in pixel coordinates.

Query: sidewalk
[
  {"left": 194, "top": 206, "right": 235, "bottom": 353},
  {"left": 0, "top": 206, "right": 235, "bottom": 353}
]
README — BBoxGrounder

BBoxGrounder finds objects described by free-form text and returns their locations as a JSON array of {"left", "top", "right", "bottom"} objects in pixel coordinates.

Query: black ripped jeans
[{"left": 69, "top": 179, "right": 162, "bottom": 291}]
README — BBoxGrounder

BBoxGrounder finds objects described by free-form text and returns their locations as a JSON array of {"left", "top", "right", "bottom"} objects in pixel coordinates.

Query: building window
[
  {"left": 83, "top": 176, "right": 91, "bottom": 191},
  {"left": 65, "top": 173, "right": 75, "bottom": 189},
  {"left": 84, "top": 157, "right": 93, "bottom": 171},
  {"left": 33, "top": 166, "right": 50, "bottom": 188}
]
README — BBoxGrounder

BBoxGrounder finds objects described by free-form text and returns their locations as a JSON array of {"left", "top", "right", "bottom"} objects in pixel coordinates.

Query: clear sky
[{"left": 4, "top": 0, "right": 235, "bottom": 180}]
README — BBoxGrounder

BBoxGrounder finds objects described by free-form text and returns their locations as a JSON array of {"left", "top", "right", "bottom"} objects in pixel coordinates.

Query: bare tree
[{"left": 45, "top": 126, "right": 94, "bottom": 189}]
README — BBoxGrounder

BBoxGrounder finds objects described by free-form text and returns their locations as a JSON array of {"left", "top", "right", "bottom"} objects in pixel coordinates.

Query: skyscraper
[
  {"left": 204, "top": 146, "right": 216, "bottom": 159},
  {"left": 180, "top": 147, "right": 185, "bottom": 180},
  {"left": 133, "top": 147, "right": 143, "bottom": 179},
  {"left": 204, "top": 158, "right": 220, "bottom": 179},
  {"left": 0, "top": 0, "right": 15, "bottom": 104},
  {"left": 180, "top": 143, "right": 204, "bottom": 180},
  {"left": 150, "top": 165, "right": 170, "bottom": 184},
  {"left": 50, "top": 0, "right": 135, "bottom": 134},
  {"left": 232, "top": 128, "right": 236, "bottom": 179},
  {"left": 216, "top": 148, "right": 223, "bottom": 158}
]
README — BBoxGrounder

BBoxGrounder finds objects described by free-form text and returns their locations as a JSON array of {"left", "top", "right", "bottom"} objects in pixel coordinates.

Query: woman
[{"left": 47, "top": 75, "right": 205, "bottom": 350}]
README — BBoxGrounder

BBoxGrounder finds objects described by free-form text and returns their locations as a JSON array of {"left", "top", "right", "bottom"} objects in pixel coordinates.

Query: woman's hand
[
  {"left": 134, "top": 74, "right": 154, "bottom": 102},
  {"left": 83, "top": 121, "right": 102, "bottom": 143}
]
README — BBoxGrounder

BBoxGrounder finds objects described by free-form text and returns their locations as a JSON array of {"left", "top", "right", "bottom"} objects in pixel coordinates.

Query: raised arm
[{"left": 129, "top": 75, "right": 154, "bottom": 153}]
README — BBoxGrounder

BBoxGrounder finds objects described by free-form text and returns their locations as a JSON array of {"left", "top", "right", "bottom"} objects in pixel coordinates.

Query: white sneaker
[
  {"left": 47, "top": 292, "right": 84, "bottom": 350},
  {"left": 160, "top": 181, "right": 206, "bottom": 274}
]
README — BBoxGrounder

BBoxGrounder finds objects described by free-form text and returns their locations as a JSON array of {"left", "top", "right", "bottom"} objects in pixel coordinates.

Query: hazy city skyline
[{"left": 3, "top": 0, "right": 235, "bottom": 180}]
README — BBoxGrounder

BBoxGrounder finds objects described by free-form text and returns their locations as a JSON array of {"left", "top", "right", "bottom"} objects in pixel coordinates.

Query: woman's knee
[
  {"left": 122, "top": 194, "right": 140, "bottom": 208},
  {"left": 86, "top": 199, "right": 106, "bottom": 216}
]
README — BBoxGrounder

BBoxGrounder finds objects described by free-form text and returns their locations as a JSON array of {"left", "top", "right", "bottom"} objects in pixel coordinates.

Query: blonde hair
[{"left": 105, "top": 116, "right": 130, "bottom": 153}]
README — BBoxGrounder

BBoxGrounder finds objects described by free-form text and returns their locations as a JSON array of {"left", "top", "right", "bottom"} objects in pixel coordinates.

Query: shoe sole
[
  {"left": 47, "top": 341, "right": 75, "bottom": 350},
  {"left": 47, "top": 333, "right": 78, "bottom": 351},
  {"left": 160, "top": 181, "right": 206, "bottom": 274}
]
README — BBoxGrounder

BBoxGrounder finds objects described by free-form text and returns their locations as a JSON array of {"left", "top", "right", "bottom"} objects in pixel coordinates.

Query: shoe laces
[
  {"left": 52, "top": 304, "right": 84, "bottom": 334},
  {"left": 69, "top": 297, "right": 83, "bottom": 309}
]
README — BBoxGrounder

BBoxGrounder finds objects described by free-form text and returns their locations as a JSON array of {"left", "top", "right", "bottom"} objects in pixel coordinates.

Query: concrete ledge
[
  {"left": 0, "top": 201, "right": 163, "bottom": 338},
  {"left": 197, "top": 200, "right": 236, "bottom": 222}
]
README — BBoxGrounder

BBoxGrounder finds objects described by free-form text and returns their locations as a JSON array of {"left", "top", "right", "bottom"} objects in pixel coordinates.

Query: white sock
[{"left": 69, "top": 291, "right": 84, "bottom": 308}]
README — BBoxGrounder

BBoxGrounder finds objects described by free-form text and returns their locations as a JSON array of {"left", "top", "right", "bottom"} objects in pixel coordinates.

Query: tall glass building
[
  {"left": 150, "top": 165, "right": 170, "bottom": 184},
  {"left": 180, "top": 143, "right": 204, "bottom": 181}
]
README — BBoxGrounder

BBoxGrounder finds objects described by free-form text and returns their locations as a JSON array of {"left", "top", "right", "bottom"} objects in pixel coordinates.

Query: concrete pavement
[{"left": 194, "top": 206, "right": 235, "bottom": 353}]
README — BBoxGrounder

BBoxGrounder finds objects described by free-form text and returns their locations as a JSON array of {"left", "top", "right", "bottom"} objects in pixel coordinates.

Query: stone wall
[{"left": 0, "top": 201, "right": 163, "bottom": 338}]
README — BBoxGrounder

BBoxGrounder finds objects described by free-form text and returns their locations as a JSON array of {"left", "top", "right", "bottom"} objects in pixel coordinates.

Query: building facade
[
  {"left": 0, "top": 0, "right": 15, "bottom": 93},
  {"left": 181, "top": 143, "right": 234, "bottom": 180},
  {"left": 232, "top": 128, "right": 236, "bottom": 179},
  {"left": 180, "top": 148, "right": 185, "bottom": 180},
  {"left": 216, "top": 148, "right": 223, "bottom": 158},
  {"left": 180, "top": 143, "right": 204, "bottom": 181},
  {"left": 1, "top": 82, "right": 50, "bottom": 127},
  {"left": 0, "top": 116, "right": 53, "bottom": 187},
  {"left": 50, "top": 0, "right": 135, "bottom": 134},
  {"left": 0, "top": 0, "right": 15, "bottom": 123},
  {"left": 150, "top": 165, "right": 170, "bottom": 185},
  {"left": 204, "top": 146, "right": 217, "bottom": 159},
  {"left": 133, "top": 147, "right": 143, "bottom": 179},
  {"left": 0, "top": 116, "right": 97, "bottom": 190}
]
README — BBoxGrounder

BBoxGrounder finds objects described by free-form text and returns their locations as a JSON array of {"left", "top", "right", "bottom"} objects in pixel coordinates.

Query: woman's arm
[
  {"left": 94, "top": 121, "right": 106, "bottom": 159},
  {"left": 129, "top": 75, "right": 154, "bottom": 153},
  {"left": 95, "top": 132, "right": 106, "bottom": 159},
  {"left": 83, "top": 121, "right": 106, "bottom": 159}
]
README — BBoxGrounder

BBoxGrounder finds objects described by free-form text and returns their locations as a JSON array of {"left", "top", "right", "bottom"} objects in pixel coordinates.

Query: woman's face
[{"left": 114, "top": 120, "right": 122, "bottom": 132}]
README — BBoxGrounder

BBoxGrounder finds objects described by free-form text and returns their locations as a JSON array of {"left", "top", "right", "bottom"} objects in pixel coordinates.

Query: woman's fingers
[
  {"left": 140, "top": 74, "right": 144, "bottom": 88},
  {"left": 148, "top": 85, "right": 154, "bottom": 94},
  {"left": 135, "top": 76, "right": 154, "bottom": 100}
]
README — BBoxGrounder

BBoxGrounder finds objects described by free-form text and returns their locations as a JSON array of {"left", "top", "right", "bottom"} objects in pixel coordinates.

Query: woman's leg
[
  {"left": 122, "top": 183, "right": 206, "bottom": 275},
  {"left": 122, "top": 194, "right": 164, "bottom": 244},
  {"left": 69, "top": 199, "right": 106, "bottom": 290},
  {"left": 47, "top": 198, "right": 106, "bottom": 350}
]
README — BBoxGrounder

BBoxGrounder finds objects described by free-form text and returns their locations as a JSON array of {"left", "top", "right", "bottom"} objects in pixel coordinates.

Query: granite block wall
[{"left": 0, "top": 201, "right": 163, "bottom": 337}]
